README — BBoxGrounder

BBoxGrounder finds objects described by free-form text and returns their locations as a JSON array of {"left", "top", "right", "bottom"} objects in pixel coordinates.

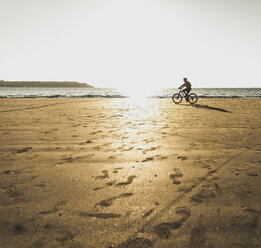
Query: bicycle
[{"left": 172, "top": 89, "right": 198, "bottom": 104}]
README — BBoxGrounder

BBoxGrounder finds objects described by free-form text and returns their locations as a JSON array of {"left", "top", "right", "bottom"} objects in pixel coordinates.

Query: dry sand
[{"left": 0, "top": 98, "right": 261, "bottom": 248}]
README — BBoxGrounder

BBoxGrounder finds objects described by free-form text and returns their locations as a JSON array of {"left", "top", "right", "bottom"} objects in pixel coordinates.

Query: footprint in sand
[
  {"left": 95, "top": 170, "right": 109, "bottom": 180},
  {"left": 34, "top": 183, "right": 47, "bottom": 188},
  {"left": 142, "top": 147, "right": 157, "bottom": 154},
  {"left": 38, "top": 200, "right": 67, "bottom": 215},
  {"left": 55, "top": 230, "right": 74, "bottom": 247},
  {"left": 96, "top": 193, "right": 133, "bottom": 207},
  {"left": 143, "top": 138, "right": 155, "bottom": 144},
  {"left": 153, "top": 208, "right": 191, "bottom": 239},
  {"left": 93, "top": 181, "right": 115, "bottom": 191},
  {"left": 38, "top": 207, "right": 59, "bottom": 215},
  {"left": 170, "top": 168, "right": 183, "bottom": 185},
  {"left": 3, "top": 170, "right": 11, "bottom": 175},
  {"left": 112, "top": 167, "right": 123, "bottom": 173},
  {"left": 246, "top": 169, "right": 258, "bottom": 177},
  {"left": 16, "top": 147, "right": 32, "bottom": 154},
  {"left": 241, "top": 206, "right": 259, "bottom": 214},
  {"left": 101, "top": 142, "right": 112, "bottom": 147},
  {"left": 158, "top": 155, "right": 168, "bottom": 161},
  {"left": 142, "top": 208, "right": 155, "bottom": 218},
  {"left": 61, "top": 157, "right": 73, "bottom": 163},
  {"left": 107, "top": 155, "right": 116, "bottom": 159},
  {"left": 115, "top": 238, "right": 153, "bottom": 248},
  {"left": 93, "top": 146, "right": 102, "bottom": 151},
  {"left": 78, "top": 140, "right": 92, "bottom": 145},
  {"left": 89, "top": 130, "right": 103, "bottom": 135},
  {"left": 178, "top": 182, "right": 196, "bottom": 193},
  {"left": 5, "top": 187, "right": 24, "bottom": 198},
  {"left": 39, "top": 226, "right": 75, "bottom": 246},
  {"left": 189, "top": 215, "right": 207, "bottom": 247},
  {"left": 116, "top": 175, "right": 136, "bottom": 186},
  {"left": 13, "top": 224, "right": 26, "bottom": 235},
  {"left": 79, "top": 212, "right": 121, "bottom": 219},
  {"left": 190, "top": 183, "right": 221, "bottom": 204},
  {"left": 121, "top": 147, "right": 134, "bottom": 151},
  {"left": 12, "top": 169, "right": 23, "bottom": 175},
  {"left": 56, "top": 200, "right": 67, "bottom": 206},
  {"left": 177, "top": 156, "right": 187, "bottom": 161},
  {"left": 142, "top": 157, "right": 154, "bottom": 162}
]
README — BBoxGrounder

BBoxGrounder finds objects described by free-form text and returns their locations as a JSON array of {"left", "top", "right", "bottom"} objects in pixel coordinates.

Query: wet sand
[{"left": 0, "top": 98, "right": 261, "bottom": 248}]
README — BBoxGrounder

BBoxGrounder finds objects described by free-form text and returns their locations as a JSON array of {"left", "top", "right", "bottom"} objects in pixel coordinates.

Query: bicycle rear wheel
[
  {"left": 188, "top": 93, "right": 198, "bottom": 104},
  {"left": 172, "top": 93, "right": 182, "bottom": 104}
]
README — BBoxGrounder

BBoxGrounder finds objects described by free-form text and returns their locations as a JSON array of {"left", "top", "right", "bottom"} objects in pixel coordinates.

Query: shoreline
[
  {"left": 0, "top": 96, "right": 261, "bottom": 99},
  {"left": 1, "top": 87, "right": 260, "bottom": 100}
]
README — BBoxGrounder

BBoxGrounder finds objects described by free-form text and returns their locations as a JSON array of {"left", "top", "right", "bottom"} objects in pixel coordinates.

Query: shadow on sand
[{"left": 192, "top": 103, "right": 231, "bottom": 113}]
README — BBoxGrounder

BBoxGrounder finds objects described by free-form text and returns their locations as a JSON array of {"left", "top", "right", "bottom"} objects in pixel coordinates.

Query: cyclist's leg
[
  {"left": 185, "top": 88, "right": 191, "bottom": 101},
  {"left": 183, "top": 89, "right": 189, "bottom": 101}
]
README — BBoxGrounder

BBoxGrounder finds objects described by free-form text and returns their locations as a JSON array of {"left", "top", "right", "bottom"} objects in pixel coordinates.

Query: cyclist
[{"left": 178, "top": 78, "right": 191, "bottom": 101}]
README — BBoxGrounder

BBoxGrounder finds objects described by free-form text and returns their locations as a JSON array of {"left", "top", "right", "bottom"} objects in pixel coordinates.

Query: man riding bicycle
[{"left": 178, "top": 78, "right": 191, "bottom": 101}]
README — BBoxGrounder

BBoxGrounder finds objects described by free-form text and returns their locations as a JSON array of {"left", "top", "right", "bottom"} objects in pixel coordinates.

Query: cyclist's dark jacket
[{"left": 181, "top": 81, "right": 191, "bottom": 90}]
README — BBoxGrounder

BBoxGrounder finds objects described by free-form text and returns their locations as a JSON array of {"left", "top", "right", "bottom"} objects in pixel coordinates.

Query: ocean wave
[
  {"left": 0, "top": 94, "right": 128, "bottom": 99},
  {"left": 0, "top": 87, "right": 260, "bottom": 98},
  {"left": 1, "top": 95, "right": 261, "bottom": 99}
]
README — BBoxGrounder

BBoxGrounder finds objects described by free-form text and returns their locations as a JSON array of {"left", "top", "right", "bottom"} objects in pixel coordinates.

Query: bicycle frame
[{"left": 179, "top": 89, "right": 188, "bottom": 98}]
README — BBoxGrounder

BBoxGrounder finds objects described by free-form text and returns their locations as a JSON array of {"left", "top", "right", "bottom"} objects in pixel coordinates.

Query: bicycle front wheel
[
  {"left": 172, "top": 93, "right": 182, "bottom": 104},
  {"left": 188, "top": 93, "right": 198, "bottom": 104}
]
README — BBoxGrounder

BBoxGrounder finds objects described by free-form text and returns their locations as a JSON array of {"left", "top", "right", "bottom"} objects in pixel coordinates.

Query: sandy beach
[{"left": 0, "top": 98, "right": 261, "bottom": 248}]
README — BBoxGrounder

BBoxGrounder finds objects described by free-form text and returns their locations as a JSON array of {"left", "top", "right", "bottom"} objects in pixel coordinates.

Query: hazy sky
[{"left": 1, "top": 0, "right": 260, "bottom": 89}]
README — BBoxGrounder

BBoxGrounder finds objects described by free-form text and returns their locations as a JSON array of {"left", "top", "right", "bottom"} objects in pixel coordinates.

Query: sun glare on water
[{"left": 118, "top": 86, "right": 152, "bottom": 105}]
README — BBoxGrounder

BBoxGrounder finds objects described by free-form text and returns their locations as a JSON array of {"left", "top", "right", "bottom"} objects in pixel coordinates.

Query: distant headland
[{"left": 0, "top": 80, "right": 93, "bottom": 88}]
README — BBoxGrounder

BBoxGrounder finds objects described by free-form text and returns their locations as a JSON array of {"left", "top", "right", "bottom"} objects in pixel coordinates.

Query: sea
[{"left": 0, "top": 87, "right": 261, "bottom": 99}]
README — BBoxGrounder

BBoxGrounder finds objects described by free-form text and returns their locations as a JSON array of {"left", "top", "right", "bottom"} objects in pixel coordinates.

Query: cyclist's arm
[{"left": 179, "top": 83, "right": 186, "bottom": 89}]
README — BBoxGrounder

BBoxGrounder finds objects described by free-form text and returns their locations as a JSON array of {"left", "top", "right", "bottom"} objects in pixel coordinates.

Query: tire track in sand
[{"left": 112, "top": 146, "right": 257, "bottom": 248}]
